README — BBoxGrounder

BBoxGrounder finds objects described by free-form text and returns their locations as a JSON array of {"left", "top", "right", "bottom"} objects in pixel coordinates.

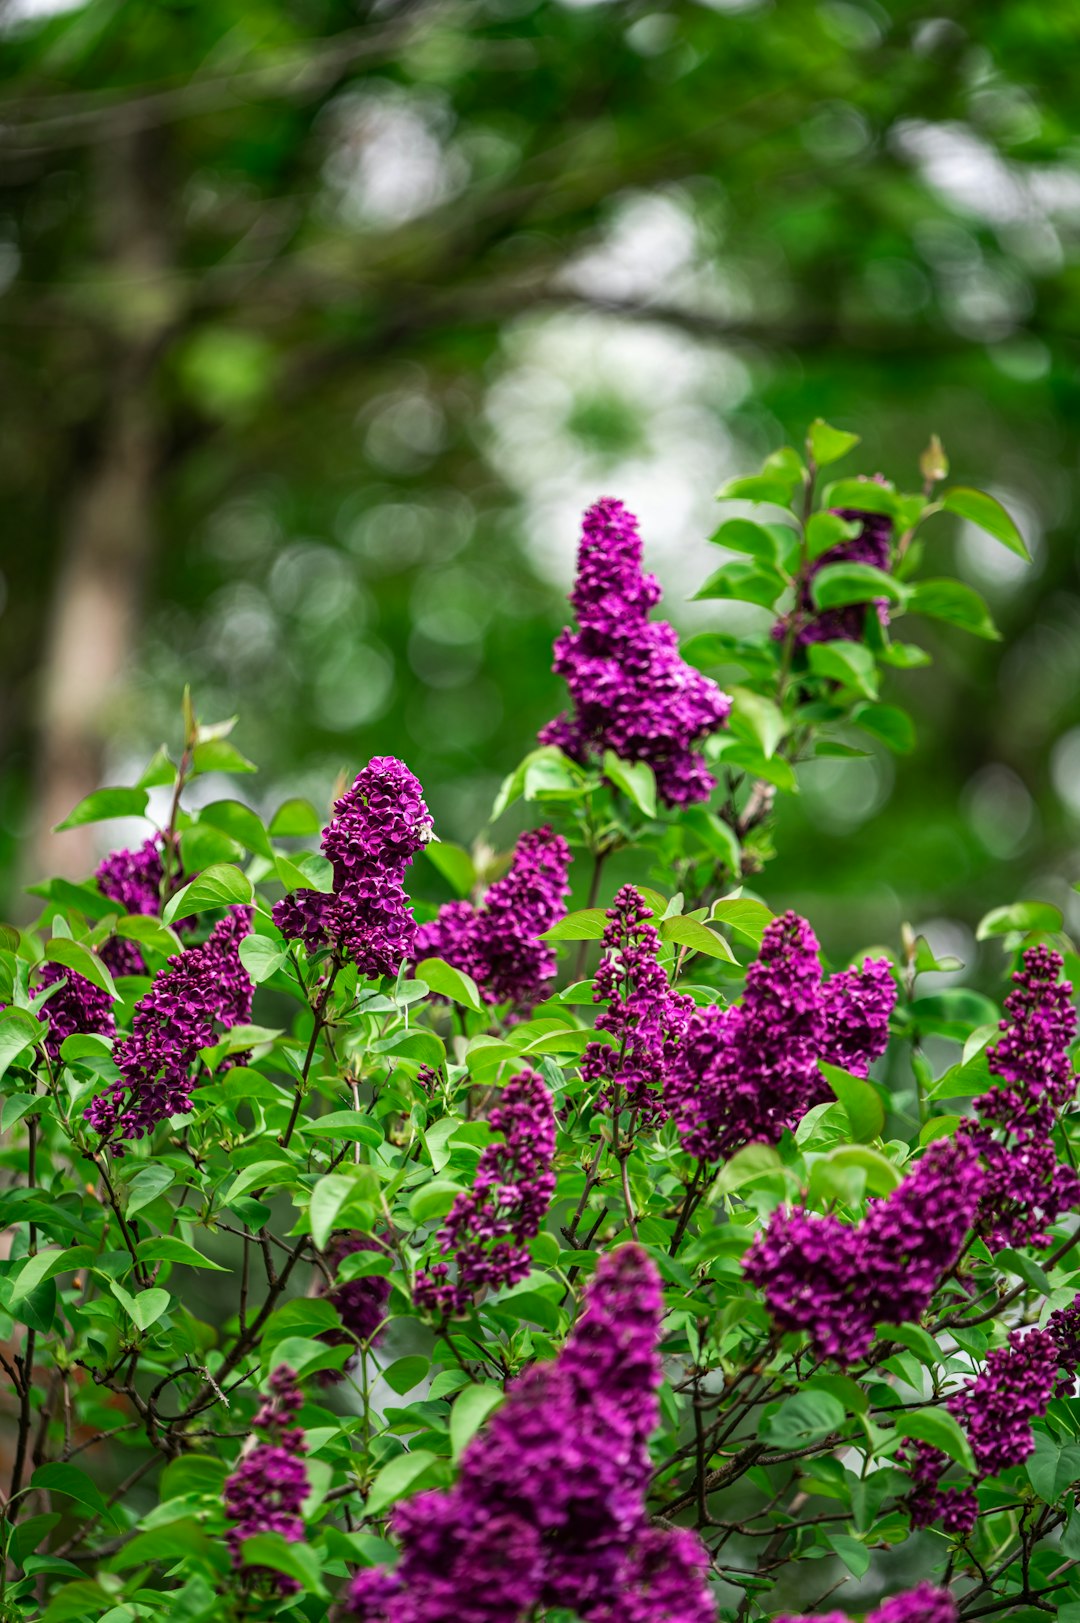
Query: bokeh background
[{"left": 4, "top": 0, "right": 1080, "bottom": 967}]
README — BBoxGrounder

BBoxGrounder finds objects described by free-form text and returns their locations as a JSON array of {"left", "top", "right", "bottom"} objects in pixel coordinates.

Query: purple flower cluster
[
  {"left": 581, "top": 885, "right": 693, "bottom": 1126},
  {"left": 84, "top": 907, "right": 254, "bottom": 1146},
  {"left": 33, "top": 960, "right": 115, "bottom": 1064},
  {"left": 777, "top": 1583, "right": 956, "bottom": 1623},
  {"left": 743, "top": 1137, "right": 982, "bottom": 1364},
  {"left": 413, "top": 826, "right": 571, "bottom": 1010},
  {"left": 961, "top": 946, "right": 1079, "bottom": 1250},
  {"left": 224, "top": 1366, "right": 309, "bottom": 1594},
  {"left": 1049, "top": 1294, "right": 1080, "bottom": 1390},
  {"left": 96, "top": 835, "right": 184, "bottom": 976},
  {"left": 274, "top": 757, "right": 431, "bottom": 981},
  {"left": 350, "top": 1246, "right": 714, "bottom": 1623},
  {"left": 907, "top": 1326, "right": 1065, "bottom": 1532},
  {"left": 317, "top": 1232, "right": 391, "bottom": 1377},
  {"left": 665, "top": 912, "right": 896, "bottom": 1162},
  {"left": 414, "top": 1070, "right": 556, "bottom": 1316},
  {"left": 773, "top": 504, "right": 894, "bottom": 647},
  {"left": 540, "top": 498, "right": 731, "bottom": 807}
]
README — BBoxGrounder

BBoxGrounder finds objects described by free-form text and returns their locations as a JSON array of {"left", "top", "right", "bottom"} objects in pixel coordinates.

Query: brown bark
[{"left": 32, "top": 126, "right": 176, "bottom": 883}]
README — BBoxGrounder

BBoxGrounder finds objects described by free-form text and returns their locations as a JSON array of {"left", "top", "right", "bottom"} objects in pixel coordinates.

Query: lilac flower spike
[
  {"left": 33, "top": 960, "right": 115, "bottom": 1065},
  {"left": 582, "top": 884, "right": 693, "bottom": 1126},
  {"left": 540, "top": 498, "right": 731, "bottom": 807},
  {"left": 744, "top": 1136, "right": 982, "bottom": 1364},
  {"left": 665, "top": 910, "right": 896, "bottom": 1161},
  {"left": 350, "top": 1246, "right": 715, "bottom": 1623},
  {"left": 224, "top": 1366, "right": 309, "bottom": 1595},
  {"left": 414, "top": 1069, "right": 557, "bottom": 1316},
  {"left": 274, "top": 757, "right": 432, "bottom": 981},
  {"left": 777, "top": 1583, "right": 956, "bottom": 1623},
  {"left": 84, "top": 906, "right": 254, "bottom": 1146},
  {"left": 962, "top": 944, "right": 1080, "bottom": 1249},
  {"left": 413, "top": 826, "right": 571, "bottom": 1009},
  {"left": 96, "top": 835, "right": 183, "bottom": 976}
]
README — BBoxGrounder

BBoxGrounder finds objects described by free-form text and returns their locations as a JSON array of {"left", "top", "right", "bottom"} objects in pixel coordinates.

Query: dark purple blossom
[
  {"left": 961, "top": 946, "right": 1080, "bottom": 1250},
  {"left": 84, "top": 906, "right": 254, "bottom": 1146},
  {"left": 225, "top": 1367, "right": 309, "bottom": 1595},
  {"left": 773, "top": 504, "right": 894, "bottom": 647},
  {"left": 96, "top": 836, "right": 180, "bottom": 976},
  {"left": 540, "top": 498, "right": 731, "bottom": 808},
  {"left": 414, "top": 1069, "right": 556, "bottom": 1316},
  {"left": 413, "top": 827, "right": 571, "bottom": 1009},
  {"left": 665, "top": 911, "right": 895, "bottom": 1162},
  {"left": 1048, "top": 1295, "right": 1080, "bottom": 1390},
  {"left": 743, "top": 1137, "right": 982, "bottom": 1364},
  {"left": 777, "top": 1586, "right": 956, "bottom": 1623},
  {"left": 317, "top": 1232, "right": 391, "bottom": 1378},
  {"left": 582, "top": 885, "right": 693, "bottom": 1126},
  {"left": 352, "top": 1246, "right": 714, "bottom": 1623},
  {"left": 274, "top": 757, "right": 432, "bottom": 980},
  {"left": 33, "top": 960, "right": 115, "bottom": 1064}
]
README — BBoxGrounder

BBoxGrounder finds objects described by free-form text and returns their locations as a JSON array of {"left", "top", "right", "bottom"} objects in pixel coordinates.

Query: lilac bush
[{"left": 5, "top": 423, "right": 1079, "bottom": 1623}]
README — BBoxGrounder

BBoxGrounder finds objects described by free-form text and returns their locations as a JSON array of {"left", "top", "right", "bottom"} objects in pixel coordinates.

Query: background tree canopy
[{"left": 3, "top": 0, "right": 1080, "bottom": 963}]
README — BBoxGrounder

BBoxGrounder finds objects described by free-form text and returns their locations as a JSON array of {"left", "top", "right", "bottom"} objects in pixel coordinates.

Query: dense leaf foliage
[{"left": 4, "top": 428, "right": 1080, "bottom": 1623}]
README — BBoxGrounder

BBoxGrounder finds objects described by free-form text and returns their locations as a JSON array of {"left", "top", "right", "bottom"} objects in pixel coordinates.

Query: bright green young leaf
[
  {"left": 976, "top": 900, "right": 1062, "bottom": 940},
  {"left": 602, "top": 751, "right": 657, "bottom": 817},
  {"left": 818, "top": 478, "right": 898, "bottom": 517},
  {"left": 762, "top": 1390, "right": 845, "bottom": 1448},
  {"left": 708, "top": 518, "right": 784, "bottom": 562},
  {"left": 808, "top": 418, "right": 860, "bottom": 466},
  {"left": 197, "top": 799, "right": 274, "bottom": 859},
  {"left": 716, "top": 475, "right": 798, "bottom": 507},
  {"left": 240, "top": 1533, "right": 327, "bottom": 1597},
  {"left": 54, "top": 787, "right": 149, "bottom": 832},
  {"left": 416, "top": 956, "right": 484, "bottom": 1013},
  {"left": 238, "top": 933, "right": 289, "bottom": 984},
  {"left": 659, "top": 916, "right": 736, "bottom": 962},
  {"left": 0, "top": 1007, "right": 45, "bottom": 1079},
  {"left": 408, "top": 1179, "right": 464, "bottom": 1226},
  {"left": 811, "top": 562, "right": 907, "bottom": 610},
  {"left": 896, "top": 1409, "right": 975, "bottom": 1473},
  {"left": 31, "top": 1464, "right": 117, "bottom": 1525},
  {"left": 712, "top": 1142, "right": 784, "bottom": 1200},
  {"left": 728, "top": 688, "right": 785, "bottom": 759},
  {"left": 709, "top": 897, "right": 773, "bottom": 944},
  {"left": 163, "top": 863, "right": 254, "bottom": 924},
  {"left": 694, "top": 561, "right": 787, "bottom": 608},
  {"left": 450, "top": 1383, "right": 504, "bottom": 1460},
  {"left": 269, "top": 798, "right": 323, "bottom": 837},
  {"left": 10, "top": 1247, "right": 93, "bottom": 1305},
  {"left": 190, "top": 738, "right": 257, "bottom": 775},
  {"left": 907, "top": 578, "right": 999, "bottom": 640},
  {"left": 819, "top": 1060, "right": 885, "bottom": 1143},
  {"left": 136, "top": 1236, "right": 229, "bottom": 1272},
  {"left": 43, "top": 939, "right": 118, "bottom": 1001},
  {"left": 826, "top": 1144, "right": 902, "bottom": 1195},
  {"left": 540, "top": 909, "right": 609, "bottom": 941},
  {"left": 807, "top": 640, "right": 878, "bottom": 699},
  {"left": 422, "top": 840, "right": 477, "bottom": 897},
  {"left": 941, "top": 486, "right": 1029, "bottom": 561},
  {"left": 365, "top": 1451, "right": 442, "bottom": 1519},
  {"left": 383, "top": 1356, "right": 430, "bottom": 1396},
  {"left": 851, "top": 703, "right": 916, "bottom": 753},
  {"left": 124, "top": 1165, "right": 175, "bottom": 1216}
]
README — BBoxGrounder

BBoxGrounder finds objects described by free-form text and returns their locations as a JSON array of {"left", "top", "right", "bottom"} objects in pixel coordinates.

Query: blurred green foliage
[{"left": 3, "top": 0, "right": 1080, "bottom": 966}]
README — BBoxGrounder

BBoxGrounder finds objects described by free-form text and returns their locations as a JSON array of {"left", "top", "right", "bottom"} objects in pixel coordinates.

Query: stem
[{"left": 281, "top": 960, "right": 341, "bottom": 1148}]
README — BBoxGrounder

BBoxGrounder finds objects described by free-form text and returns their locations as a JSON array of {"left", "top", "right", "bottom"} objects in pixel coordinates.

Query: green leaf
[
  {"left": 54, "top": 788, "right": 149, "bottom": 832},
  {"left": 659, "top": 916, "right": 736, "bottom": 963},
  {"left": 422, "top": 841, "right": 476, "bottom": 898},
  {"left": 365, "top": 1451, "right": 441, "bottom": 1519},
  {"left": 895, "top": 1409, "right": 976, "bottom": 1473},
  {"left": 805, "top": 510, "right": 862, "bottom": 561},
  {"left": 303, "top": 1111, "right": 383, "bottom": 1147},
  {"left": 383, "top": 1356, "right": 430, "bottom": 1396},
  {"left": 819, "top": 1060, "right": 885, "bottom": 1143},
  {"left": 709, "top": 898, "right": 773, "bottom": 944},
  {"left": 712, "top": 1143, "right": 783, "bottom": 1200},
  {"left": 807, "top": 640, "right": 878, "bottom": 700},
  {"left": 190, "top": 739, "right": 256, "bottom": 775},
  {"left": 40, "top": 1582, "right": 113, "bottom": 1623},
  {"left": 602, "top": 751, "right": 657, "bottom": 817},
  {"left": 976, "top": 901, "right": 1062, "bottom": 940},
  {"left": 0, "top": 1007, "right": 44, "bottom": 1079},
  {"left": 694, "top": 561, "right": 786, "bottom": 608},
  {"left": 130, "top": 1288, "right": 170, "bottom": 1331},
  {"left": 819, "top": 479, "right": 899, "bottom": 518},
  {"left": 114, "top": 914, "right": 183, "bottom": 959},
  {"left": 136, "top": 1236, "right": 228, "bottom": 1272},
  {"left": 708, "top": 518, "right": 783, "bottom": 562},
  {"left": 43, "top": 940, "right": 118, "bottom": 1001},
  {"left": 408, "top": 1180, "right": 464, "bottom": 1226},
  {"left": 163, "top": 863, "right": 254, "bottom": 924},
  {"left": 995, "top": 1248, "right": 1051, "bottom": 1295},
  {"left": 851, "top": 703, "right": 916, "bottom": 754},
  {"left": 310, "top": 1173, "right": 365, "bottom": 1249},
  {"left": 227, "top": 1159, "right": 295, "bottom": 1204},
  {"left": 31, "top": 1463, "right": 116, "bottom": 1524},
  {"left": 811, "top": 562, "right": 906, "bottom": 610},
  {"left": 238, "top": 934, "right": 289, "bottom": 984},
  {"left": 10, "top": 1247, "right": 93, "bottom": 1305},
  {"left": 123, "top": 1165, "right": 175, "bottom": 1216},
  {"left": 763, "top": 1390, "right": 845, "bottom": 1448},
  {"left": 416, "top": 957, "right": 484, "bottom": 1013},
  {"left": 1026, "top": 1431, "right": 1080, "bottom": 1503},
  {"left": 728, "top": 688, "right": 785, "bottom": 759},
  {"left": 808, "top": 418, "right": 860, "bottom": 467},
  {"left": 826, "top": 1144, "right": 902, "bottom": 1195},
  {"left": 197, "top": 800, "right": 273, "bottom": 859},
  {"left": 240, "top": 1534, "right": 327, "bottom": 1597},
  {"left": 716, "top": 475, "right": 798, "bottom": 507},
  {"left": 450, "top": 1383, "right": 504, "bottom": 1460},
  {"left": 269, "top": 798, "right": 322, "bottom": 837},
  {"left": 136, "top": 745, "right": 177, "bottom": 789},
  {"left": 907, "top": 578, "right": 999, "bottom": 641},
  {"left": 540, "top": 909, "right": 608, "bottom": 942},
  {"left": 941, "top": 486, "right": 1029, "bottom": 561}
]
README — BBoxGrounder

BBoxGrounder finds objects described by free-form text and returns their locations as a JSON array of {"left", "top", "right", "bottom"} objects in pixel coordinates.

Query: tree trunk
[{"left": 31, "top": 126, "right": 175, "bottom": 884}]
